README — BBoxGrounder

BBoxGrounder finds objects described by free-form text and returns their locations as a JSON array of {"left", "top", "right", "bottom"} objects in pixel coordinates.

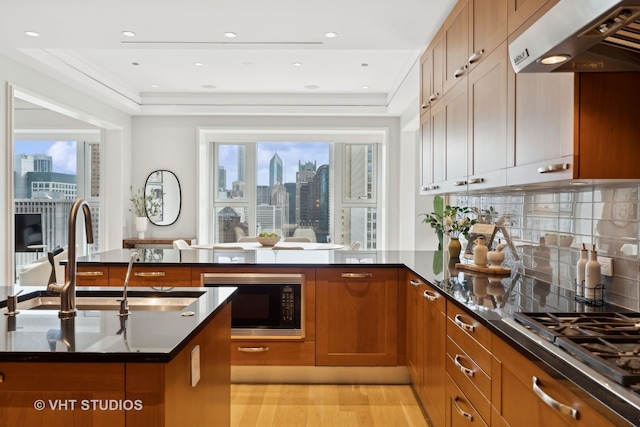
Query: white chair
[
  {"left": 172, "top": 239, "right": 192, "bottom": 250},
  {"left": 348, "top": 241, "right": 361, "bottom": 250},
  {"left": 238, "top": 237, "right": 258, "bottom": 242},
  {"left": 292, "top": 228, "right": 317, "bottom": 243},
  {"left": 284, "top": 237, "right": 311, "bottom": 243},
  {"left": 19, "top": 247, "right": 68, "bottom": 286}
]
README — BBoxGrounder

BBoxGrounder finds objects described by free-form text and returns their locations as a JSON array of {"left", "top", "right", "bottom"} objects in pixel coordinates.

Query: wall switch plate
[{"left": 597, "top": 256, "right": 613, "bottom": 277}]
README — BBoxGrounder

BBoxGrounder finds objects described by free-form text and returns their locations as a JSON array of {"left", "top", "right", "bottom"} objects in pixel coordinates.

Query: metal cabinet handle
[
  {"left": 423, "top": 289, "right": 438, "bottom": 302},
  {"left": 468, "top": 178, "right": 484, "bottom": 184},
  {"left": 429, "top": 184, "right": 439, "bottom": 190},
  {"left": 76, "top": 271, "right": 104, "bottom": 277},
  {"left": 468, "top": 49, "right": 485, "bottom": 64},
  {"left": 454, "top": 180, "right": 467, "bottom": 186},
  {"left": 237, "top": 346, "right": 270, "bottom": 353},
  {"left": 452, "top": 396, "right": 473, "bottom": 421},
  {"left": 532, "top": 376, "right": 579, "bottom": 420},
  {"left": 454, "top": 354, "right": 475, "bottom": 377},
  {"left": 428, "top": 92, "right": 440, "bottom": 102},
  {"left": 134, "top": 271, "right": 166, "bottom": 277},
  {"left": 341, "top": 272, "right": 373, "bottom": 278},
  {"left": 454, "top": 65, "right": 467, "bottom": 78},
  {"left": 454, "top": 314, "right": 475, "bottom": 332},
  {"left": 0, "top": 373, "right": 4, "bottom": 383},
  {"left": 409, "top": 279, "right": 422, "bottom": 287},
  {"left": 537, "top": 163, "right": 570, "bottom": 174},
  {"left": 421, "top": 102, "right": 429, "bottom": 109}
]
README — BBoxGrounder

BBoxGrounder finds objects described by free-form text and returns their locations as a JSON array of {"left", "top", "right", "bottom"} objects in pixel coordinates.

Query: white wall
[
  {"left": 0, "top": 52, "right": 132, "bottom": 285},
  {"left": 131, "top": 115, "right": 404, "bottom": 247}
]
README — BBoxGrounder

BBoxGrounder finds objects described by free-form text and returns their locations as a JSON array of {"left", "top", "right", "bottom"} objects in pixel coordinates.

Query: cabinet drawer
[
  {"left": 446, "top": 374, "right": 489, "bottom": 427},
  {"left": 109, "top": 266, "right": 192, "bottom": 287},
  {"left": 76, "top": 266, "right": 110, "bottom": 286},
  {"left": 231, "top": 341, "right": 315, "bottom": 366},
  {"left": 446, "top": 337, "right": 491, "bottom": 422},
  {"left": 447, "top": 300, "right": 491, "bottom": 346}
]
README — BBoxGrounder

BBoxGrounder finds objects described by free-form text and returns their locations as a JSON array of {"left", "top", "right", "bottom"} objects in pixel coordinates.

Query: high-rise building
[
  {"left": 256, "top": 185, "right": 271, "bottom": 205},
  {"left": 309, "top": 164, "right": 330, "bottom": 242},
  {"left": 284, "top": 182, "right": 297, "bottom": 225},
  {"left": 218, "top": 166, "right": 227, "bottom": 191},
  {"left": 295, "top": 160, "right": 316, "bottom": 224},
  {"left": 269, "top": 152, "right": 283, "bottom": 188},
  {"left": 237, "top": 146, "right": 246, "bottom": 183}
]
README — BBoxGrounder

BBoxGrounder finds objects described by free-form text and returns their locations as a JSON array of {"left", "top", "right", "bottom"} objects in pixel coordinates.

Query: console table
[{"left": 122, "top": 238, "right": 196, "bottom": 249}]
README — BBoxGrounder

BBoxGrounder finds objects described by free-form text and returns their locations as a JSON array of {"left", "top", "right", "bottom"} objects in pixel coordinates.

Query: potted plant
[
  {"left": 421, "top": 200, "right": 476, "bottom": 258},
  {"left": 129, "top": 186, "right": 162, "bottom": 239}
]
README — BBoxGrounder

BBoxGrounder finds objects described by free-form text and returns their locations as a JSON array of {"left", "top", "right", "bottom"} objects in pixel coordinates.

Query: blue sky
[{"left": 14, "top": 140, "right": 77, "bottom": 174}]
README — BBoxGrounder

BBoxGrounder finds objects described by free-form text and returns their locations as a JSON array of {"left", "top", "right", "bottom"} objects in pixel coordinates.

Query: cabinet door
[
  {"left": 493, "top": 337, "right": 617, "bottom": 427},
  {"left": 507, "top": 0, "right": 550, "bottom": 34},
  {"left": 421, "top": 49, "right": 433, "bottom": 115},
  {"left": 420, "top": 284, "right": 447, "bottom": 427},
  {"left": 420, "top": 111, "right": 435, "bottom": 193},
  {"left": 443, "top": 0, "right": 470, "bottom": 94},
  {"left": 316, "top": 268, "right": 398, "bottom": 366},
  {"left": 421, "top": 35, "right": 445, "bottom": 115},
  {"left": 444, "top": 80, "right": 469, "bottom": 191},
  {"left": 469, "top": 0, "right": 507, "bottom": 71},
  {"left": 109, "top": 266, "right": 192, "bottom": 287},
  {"left": 406, "top": 274, "right": 425, "bottom": 387},
  {"left": 446, "top": 374, "right": 489, "bottom": 427},
  {"left": 467, "top": 41, "right": 510, "bottom": 190},
  {"left": 76, "top": 266, "right": 110, "bottom": 286}
]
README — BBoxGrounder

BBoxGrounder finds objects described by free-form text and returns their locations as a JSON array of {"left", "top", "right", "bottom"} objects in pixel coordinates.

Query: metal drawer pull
[
  {"left": 409, "top": 279, "right": 421, "bottom": 287},
  {"left": 134, "top": 271, "right": 166, "bottom": 277},
  {"left": 341, "top": 272, "right": 373, "bottom": 278},
  {"left": 423, "top": 290, "right": 438, "bottom": 302},
  {"left": 532, "top": 376, "right": 579, "bottom": 420},
  {"left": 537, "top": 163, "right": 570, "bottom": 174},
  {"left": 468, "top": 49, "right": 485, "bottom": 64},
  {"left": 452, "top": 396, "right": 473, "bottom": 421},
  {"left": 429, "top": 184, "right": 439, "bottom": 190},
  {"left": 468, "top": 178, "right": 484, "bottom": 184},
  {"left": 454, "top": 180, "right": 467, "bottom": 186},
  {"left": 76, "top": 271, "right": 104, "bottom": 277},
  {"left": 238, "top": 346, "right": 270, "bottom": 353},
  {"left": 421, "top": 102, "right": 429, "bottom": 109},
  {"left": 0, "top": 373, "right": 3, "bottom": 383},
  {"left": 454, "top": 65, "right": 467, "bottom": 78},
  {"left": 454, "top": 354, "right": 474, "bottom": 377},
  {"left": 428, "top": 92, "right": 440, "bottom": 102},
  {"left": 454, "top": 314, "right": 475, "bottom": 332}
]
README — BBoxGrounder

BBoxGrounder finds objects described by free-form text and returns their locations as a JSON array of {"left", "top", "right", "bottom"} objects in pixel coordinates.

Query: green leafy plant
[
  {"left": 129, "top": 186, "right": 162, "bottom": 218},
  {"left": 421, "top": 201, "right": 476, "bottom": 240}
]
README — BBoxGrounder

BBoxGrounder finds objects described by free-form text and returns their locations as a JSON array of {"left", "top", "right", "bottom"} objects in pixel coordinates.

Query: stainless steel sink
[{"left": 15, "top": 292, "right": 201, "bottom": 312}]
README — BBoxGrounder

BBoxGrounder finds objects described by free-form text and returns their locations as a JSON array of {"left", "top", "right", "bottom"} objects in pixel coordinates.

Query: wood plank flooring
[{"left": 231, "top": 384, "right": 428, "bottom": 427}]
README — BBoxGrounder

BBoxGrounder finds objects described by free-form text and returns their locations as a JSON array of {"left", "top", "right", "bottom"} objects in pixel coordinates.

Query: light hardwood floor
[{"left": 231, "top": 384, "right": 429, "bottom": 427}]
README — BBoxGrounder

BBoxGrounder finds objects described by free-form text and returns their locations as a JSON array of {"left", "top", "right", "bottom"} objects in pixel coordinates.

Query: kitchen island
[
  {"left": 0, "top": 286, "right": 235, "bottom": 426},
  {"left": 66, "top": 248, "right": 638, "bottom": 426}
]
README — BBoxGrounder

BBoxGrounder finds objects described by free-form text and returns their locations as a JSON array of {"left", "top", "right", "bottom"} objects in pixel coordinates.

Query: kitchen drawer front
[
  {"left": 231, "top": 341, "right": 315, "bottom": 366},
  {"left": 447, "top": 335, "right": 491, "bottom": 398},
  {"left": 446, "top": 338, "right": 491, "bottom": 423},
  {"left": 76, "top": 266, "right": 110, "bottom": 286},
  {"left": 446, "top": 374, "right": 489, "bottom": 427},
  {"left": 447, "top": 303, "right": 492, "bottom": 374},
  {"left": 423, "top": 281, "right": 447, "bottom": 313},
  {"left": 109, "top": 266, "right": 192, "bottom": 287}
]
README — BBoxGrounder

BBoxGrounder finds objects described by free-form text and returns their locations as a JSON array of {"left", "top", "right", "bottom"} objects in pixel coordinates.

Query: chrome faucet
[
  {"left": 47, "top": 199, "right": 94, "bottom": 319},
  {"left": 119, "top": 252, "right": 140, "bottom": 317}
]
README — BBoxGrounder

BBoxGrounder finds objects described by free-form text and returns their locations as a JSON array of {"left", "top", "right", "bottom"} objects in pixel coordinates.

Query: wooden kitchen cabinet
[
  {"left": 468, "top": 0, "right": 508, "bottom": 72},
  {"left": 76, "top": 265, "right": 110, "bottom": 286},
  {"left": 420, "top": 281, "right": 447, "bottom": 427},
  {"left": 492, "top": 336, "right": 616, "bottom": 427},
  {"left": 109, "top": 266, "right": 192, "bottom": 287},
  {"left": 420, "top": 35, "right": 445, "bottom": 115},
  {"left": 443, "top": 0, "right": 470, "bottom": 94},
  {"left": 406, "top": 272, "right": 425, "bottom": 388},
  {"left": 507, "top": 0, "right": 551, "bottom": 35},
  {"left": 443, "top": 79, "right": 469, "bottom": 193},
  {"left": 316, "top": 268, "right": 398, "bottom": 366}
]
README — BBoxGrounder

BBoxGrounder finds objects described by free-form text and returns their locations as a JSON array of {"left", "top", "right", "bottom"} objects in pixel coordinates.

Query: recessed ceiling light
[
  {"left": 362, "top": 86, "right": 369, "bottom": 89},
  {"left": 151, "top": 84, "right": 159, "bottom": 88},
  {"left": 223, "top": 32, "right": 237, "bottom": 38},
  {"left": 539, "top": 54, "right": 570, "bottom": 65},
  {"left": 324, "top": 32, "right": 338, "bottom": 38},
  {"left": 194, "top": 62, "right": 204, "bottom": 66},
  {"left": 305, "top": 85, "right": 320, "bottom": 90},
  {"left": 25, "top": 31, "right": 39, "bottom": 37},
  {"left": 121, "top": 31, "right": 136, "bottom": 37},
  {"left": 293, "top": 62, "right": 303, "bottom": 67}
]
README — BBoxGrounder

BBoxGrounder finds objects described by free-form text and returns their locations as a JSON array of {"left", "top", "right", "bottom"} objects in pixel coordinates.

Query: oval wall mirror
[{"left": 144, "top": 170, "right": 181, "bottom": 226}]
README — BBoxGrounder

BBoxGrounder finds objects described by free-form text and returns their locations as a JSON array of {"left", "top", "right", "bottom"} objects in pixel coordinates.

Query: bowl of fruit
[{"left": 256, "top": 233, "right": 281, "bottom": 247}]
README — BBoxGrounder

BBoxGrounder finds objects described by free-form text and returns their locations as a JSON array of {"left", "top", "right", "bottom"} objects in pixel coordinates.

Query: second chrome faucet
[{"left": 119, "top": 252, "right": 141, "bottom": 317}]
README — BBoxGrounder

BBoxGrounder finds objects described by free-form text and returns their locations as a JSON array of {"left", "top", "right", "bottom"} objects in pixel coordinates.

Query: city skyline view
[{"left": 14, "top": 140, "right": 77, "bottom": 175}]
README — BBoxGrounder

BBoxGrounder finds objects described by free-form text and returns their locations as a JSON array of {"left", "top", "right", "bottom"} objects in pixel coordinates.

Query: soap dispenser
[
  {"left": 584, "top": 245, "right": 601, "bottom": 300},
  {"left": 576, "top": 244, "right": 588, "bottom": 296}
]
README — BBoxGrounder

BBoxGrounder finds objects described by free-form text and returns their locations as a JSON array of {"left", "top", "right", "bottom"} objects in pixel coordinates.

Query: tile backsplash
[{"left": 452, "top": 183, "right": 640, "bottom": 311}]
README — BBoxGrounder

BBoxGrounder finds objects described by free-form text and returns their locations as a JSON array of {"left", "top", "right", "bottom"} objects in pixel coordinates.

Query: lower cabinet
[
  {"left": 491, "top": 337, "right": 617, "bottom": 427},
  {"left": 231, "top": 341, "right": 315, "bottom": 366},
  {"left": 109, "top": 266, "right": 192, "bottom": 287},
  {"left": 76, "top": 266, "right": 110, "bottom": 286},
  {"left": 316, "top": 267, "right": 399, "bottom": 366},
  {"left": 446, "top": 374, "right": 489, "bottom": 427}
]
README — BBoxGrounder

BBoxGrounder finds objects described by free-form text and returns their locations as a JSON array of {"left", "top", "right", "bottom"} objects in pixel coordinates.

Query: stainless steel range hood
[{"left": 509, "top": 0, "right": 640, "bottom": 72}]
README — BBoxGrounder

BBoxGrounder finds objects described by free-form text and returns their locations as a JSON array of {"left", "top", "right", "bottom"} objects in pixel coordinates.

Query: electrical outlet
[{"left": 597, "top": 256, "right": 613, "bottom": 277}]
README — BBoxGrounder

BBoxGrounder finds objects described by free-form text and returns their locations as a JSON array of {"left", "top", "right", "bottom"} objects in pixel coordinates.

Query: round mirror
[{"left": 144, "top": 170, "right": 181, "bottom": 226}]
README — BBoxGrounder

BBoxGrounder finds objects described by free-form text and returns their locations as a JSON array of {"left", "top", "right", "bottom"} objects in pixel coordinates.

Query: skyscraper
[{"left": 269, "top": 152, "right": 283, "bottom": 188}]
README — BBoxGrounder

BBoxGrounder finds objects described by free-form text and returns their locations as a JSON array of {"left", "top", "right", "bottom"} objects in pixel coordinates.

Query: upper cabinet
[
  {"left": 507, "top": 0, "right": 550, "bottom": 35},
  {"left": 469, "top": 0, "right": 508, "bottom": 72},
  {"left": 420, "top": 36, "right": 444, "bottom": 115},
  {"left": 442, "top": 0, "right": 470, "bottom": 94}
]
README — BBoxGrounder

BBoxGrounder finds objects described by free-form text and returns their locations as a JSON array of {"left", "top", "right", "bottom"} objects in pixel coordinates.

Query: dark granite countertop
[
  {"left": 0, "top": 286, "right": 236, "bottom": 363},
  {"left": 62, "top": 248, "right": 639, "bottom": 424}
]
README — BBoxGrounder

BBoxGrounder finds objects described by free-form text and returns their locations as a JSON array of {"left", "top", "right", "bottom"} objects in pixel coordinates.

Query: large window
[{"left": 200, "top": 130, "right": 384, "bottom": 249}]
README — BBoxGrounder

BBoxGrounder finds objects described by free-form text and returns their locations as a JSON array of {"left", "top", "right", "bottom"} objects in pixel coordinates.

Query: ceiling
[{"left": 0, "top": 0, "right": 456, "bottom": 116}]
